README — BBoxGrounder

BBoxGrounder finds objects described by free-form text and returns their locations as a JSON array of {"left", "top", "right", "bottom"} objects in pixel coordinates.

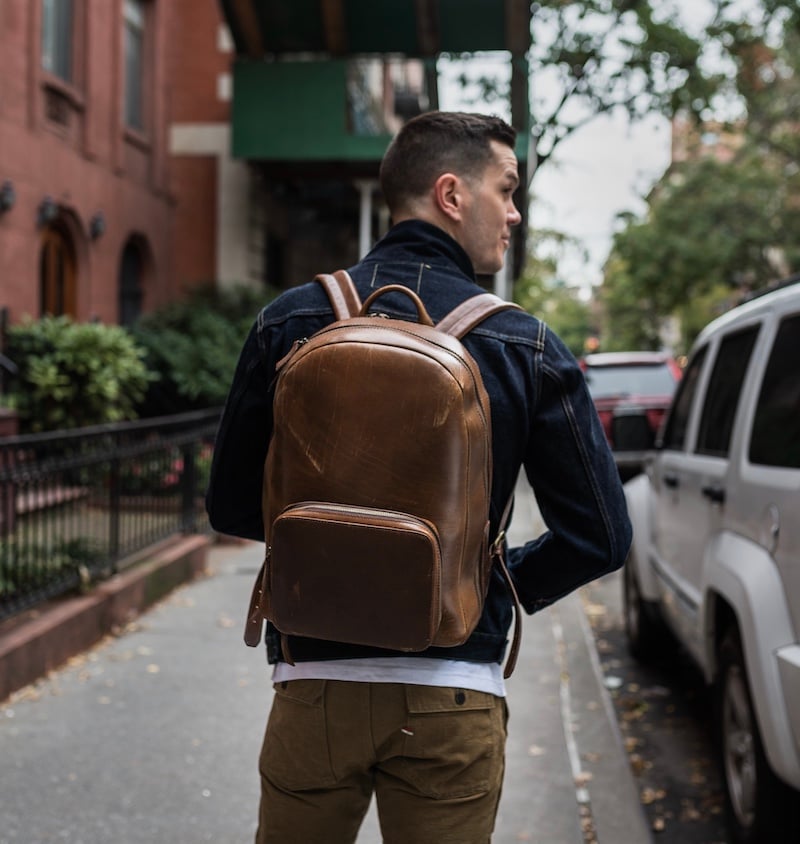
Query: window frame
[
  {"left": 123, "top": 0, "right": 146, "bottom": 132},
  {"left": 41, "top": 0, "right": 74, "bottom": 83},
  {"left": 695, "top": 326, "right": 760, "bottom": 459},
  {"left": 748, "top": 313, "right": 800, "bottom": 469},
  {"left": 660, "top": 347, "right": 708, "bottom": 452},
  {"left": 38, "top": 0, "right": 86, "bottom": 124}
]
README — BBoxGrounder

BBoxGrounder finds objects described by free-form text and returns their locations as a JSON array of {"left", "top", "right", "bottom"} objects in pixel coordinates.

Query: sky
[
  {"left": 437, "top": 0, "right": 724, "bottom": 294},
  {"left": 526, "top": 112, "right": 672, "bottom": 291}
]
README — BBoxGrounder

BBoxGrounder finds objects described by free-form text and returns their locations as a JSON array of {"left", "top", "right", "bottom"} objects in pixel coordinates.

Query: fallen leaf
[
  {"left": 629, "top": 753, "right": 651, "bottom": 776},
  {"left": 641, "top": 787, "right": 666, "bottom": 805},
  {"left": 583, "top": 602, "right": 607, "bottom": 618}
]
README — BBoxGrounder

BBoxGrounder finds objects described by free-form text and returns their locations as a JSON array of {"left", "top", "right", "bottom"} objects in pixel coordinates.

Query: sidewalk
[{"left": 0, "top": 481, "right": 650, "bottom": 844}]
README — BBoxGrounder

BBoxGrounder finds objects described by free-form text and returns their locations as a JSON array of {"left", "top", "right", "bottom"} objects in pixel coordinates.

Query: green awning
[
  {"left": 219, "top": 0, "right": 531, "bottom": 58},
  {"left": 220, "top": 1, "right": 531, "bottom": 168}
]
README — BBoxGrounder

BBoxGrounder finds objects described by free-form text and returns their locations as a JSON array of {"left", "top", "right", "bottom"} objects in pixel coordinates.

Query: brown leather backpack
[{"left": 245, "top": 271, "right": 522, "bottom": 677}]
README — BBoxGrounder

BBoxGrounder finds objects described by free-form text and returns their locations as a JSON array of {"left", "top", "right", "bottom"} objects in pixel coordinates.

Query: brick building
[
  {"left": 1, "top": 1, "right": 532, "bottom": 331},
  {"left": 0, "top": 0, "right": 231, "bottom": 327}
]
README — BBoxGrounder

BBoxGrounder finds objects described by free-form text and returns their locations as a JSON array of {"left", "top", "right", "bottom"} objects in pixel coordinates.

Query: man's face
[{"left": 458, "top": 140, "right": 522, "bottom": 276}]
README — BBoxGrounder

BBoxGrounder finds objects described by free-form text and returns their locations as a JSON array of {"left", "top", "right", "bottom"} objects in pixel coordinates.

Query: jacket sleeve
[
  {"left": 508, "top": 327, "right": 632, "bottom": 613},
  {"left": 205, "top": 319, "right": 274, "bottom": 541}
]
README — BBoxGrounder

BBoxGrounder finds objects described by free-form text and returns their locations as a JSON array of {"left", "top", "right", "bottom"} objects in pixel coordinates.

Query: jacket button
[{"left": 455, "top": 691, "right": 466, "bottom": 705}]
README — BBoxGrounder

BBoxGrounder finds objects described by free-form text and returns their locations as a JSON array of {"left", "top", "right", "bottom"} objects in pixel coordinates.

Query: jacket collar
[{"left": 365, "top": 220, "right": 476, "bottom": 281}]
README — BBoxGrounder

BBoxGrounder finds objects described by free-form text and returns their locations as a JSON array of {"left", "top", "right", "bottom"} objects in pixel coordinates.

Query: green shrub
[
  {"left": 130, "top": 283, "right": 274, "bottom": 417},
  {"left": 0, "top": 537, "right": 104, "bottom": 597},
  {"left": 4, "top": 316, "right": 151, "bottom": 432}
]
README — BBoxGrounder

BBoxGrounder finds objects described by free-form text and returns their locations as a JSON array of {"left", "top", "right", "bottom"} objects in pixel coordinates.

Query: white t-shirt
[{"left": 272, "top": 656, "right": 506, "bottom": 697}]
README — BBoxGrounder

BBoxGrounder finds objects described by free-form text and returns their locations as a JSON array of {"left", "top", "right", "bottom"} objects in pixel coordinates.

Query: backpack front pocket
[{"left": 269, "top": 502, "right": 442, "bottom": 652}]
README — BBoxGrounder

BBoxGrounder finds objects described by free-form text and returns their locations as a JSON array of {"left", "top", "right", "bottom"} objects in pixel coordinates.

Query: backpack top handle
[
  {"left": 360, "top": 284, "right": 436, "bottom": 326},
  {"left": 317, "top": 270, "right": 522, "bottom": 337}
]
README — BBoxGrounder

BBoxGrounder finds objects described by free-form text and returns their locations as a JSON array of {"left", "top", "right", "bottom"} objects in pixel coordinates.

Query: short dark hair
[{"left": 379, "top": 111, "right": 517, "bottom": 214}]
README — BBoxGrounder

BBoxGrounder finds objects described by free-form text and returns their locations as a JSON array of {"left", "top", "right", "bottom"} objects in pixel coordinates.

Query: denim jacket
[{"left": 206, "top": 220, "right": 632, "bottom": 665}]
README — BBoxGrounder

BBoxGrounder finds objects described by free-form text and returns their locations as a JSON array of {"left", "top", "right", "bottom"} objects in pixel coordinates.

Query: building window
[
  {"left": 41, "top": 0, "right": 74, "bottom": 82},
  {"left": 123, "top": 0, "right": 145, "bottom": 130},
  {"left": 346, "top": 59, "right": 427, "bottom": 137}
]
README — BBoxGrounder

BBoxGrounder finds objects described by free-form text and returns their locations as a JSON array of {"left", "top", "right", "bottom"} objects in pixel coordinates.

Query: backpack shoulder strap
[
  {"left": 315, "top": 270, "right": 362, "bottom": 320},
  {"left": 437, "top": 293, "right": 523, "bottom": 339}
]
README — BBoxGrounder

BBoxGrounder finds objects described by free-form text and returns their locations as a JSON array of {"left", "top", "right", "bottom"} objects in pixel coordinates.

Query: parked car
[
  {"left": 623, "top": 277, "right": 800, "bottom": 843},
  {"left": 580, "top": 351, "right": 682, "bottom": 479}
]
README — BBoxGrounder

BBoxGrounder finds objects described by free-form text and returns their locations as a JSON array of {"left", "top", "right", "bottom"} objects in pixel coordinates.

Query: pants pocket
[
  {"left": 396, "top": 686, "right": 507, "bottom": 800},
  {"left": 260, "top": 679, "right": 337, "bottom": 790}
]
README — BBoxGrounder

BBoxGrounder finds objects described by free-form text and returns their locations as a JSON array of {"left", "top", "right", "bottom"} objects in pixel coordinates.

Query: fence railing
[{"left": 0, "top": 408, "right": 221, "bottom": 623}]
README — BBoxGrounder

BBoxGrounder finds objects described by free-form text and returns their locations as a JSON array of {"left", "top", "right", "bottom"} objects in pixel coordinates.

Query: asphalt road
[{"left": 582, "top": 573, "right": 731, "bottom": 844}]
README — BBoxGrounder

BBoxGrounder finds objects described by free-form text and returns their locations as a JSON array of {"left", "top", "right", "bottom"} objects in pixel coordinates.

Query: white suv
[{"left": 623, "top": 277, "right": 800, "bottom": 843}]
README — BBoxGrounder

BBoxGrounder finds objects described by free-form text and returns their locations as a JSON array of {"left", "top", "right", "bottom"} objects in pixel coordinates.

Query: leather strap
[
  {"left": 494, "top": 547, "right": 522, "bottom": 679},
  {"left": 315, "top": 271, "right": 362, "bottom": 319},
  {"left": 317, "top": 274, "right": 522, "bottom": 337},
  {"left": 437, "top": 293, "right": 523, "bottom": 339},
  {"left": 280, "top": 632, "right": 295, "bottom": 665},
  {"left": 492, "top": 494, "right": 522, "bottom": 678},
  {"left": 244, "top": 557, "right": 268, "bottom": 647}
]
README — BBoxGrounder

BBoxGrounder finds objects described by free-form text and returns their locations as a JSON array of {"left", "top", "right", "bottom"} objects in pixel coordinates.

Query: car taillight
[
  {"left": 597, "top": 409, "right": 614, "bottom": 443},
  {"left": 646, "top": 407, "right": 666, "bottom": 434}
]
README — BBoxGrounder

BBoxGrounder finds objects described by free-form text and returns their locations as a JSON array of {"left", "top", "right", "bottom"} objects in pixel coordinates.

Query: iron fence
[{"left": 0, "top": 408, "right": 221, "bottom": 622}]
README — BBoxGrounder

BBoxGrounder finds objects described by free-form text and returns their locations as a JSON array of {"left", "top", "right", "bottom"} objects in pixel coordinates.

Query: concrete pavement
[{"left": 0, "top": 480, "right": 651, "bottom": 843}]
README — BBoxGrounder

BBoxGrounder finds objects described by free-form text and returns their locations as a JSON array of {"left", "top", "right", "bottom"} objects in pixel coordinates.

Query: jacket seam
[{"left": 541, "top": 360, "right": 617, "bottom": 561}]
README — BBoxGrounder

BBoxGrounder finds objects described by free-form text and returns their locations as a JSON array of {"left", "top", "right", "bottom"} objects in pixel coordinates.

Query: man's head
[{"left": 379, "top": 111, "right": 522, "bottom": 274}]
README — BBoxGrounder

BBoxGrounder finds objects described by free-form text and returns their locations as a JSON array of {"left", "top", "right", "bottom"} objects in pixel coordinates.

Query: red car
[{"left": 579, "top": 351, "right": 682, "bottom": 479}]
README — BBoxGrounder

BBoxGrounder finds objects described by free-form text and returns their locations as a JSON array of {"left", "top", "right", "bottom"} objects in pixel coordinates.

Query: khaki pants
[{"left": 256, "top": 679, "right": 508, "bottom": 844}]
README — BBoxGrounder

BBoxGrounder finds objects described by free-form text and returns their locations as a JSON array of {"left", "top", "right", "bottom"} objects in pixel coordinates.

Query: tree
[
  {"left": 450, "top": 1, "right": 798, "bottom": 175},
  {"left": 453, "top": 0, "right": 726, "bottom": 174},
  {"left": 513, "top": 228, "right": 594, "bottom": 357},
  {"left": 601, "top": 1, "right": 800, "bottom": 351}
]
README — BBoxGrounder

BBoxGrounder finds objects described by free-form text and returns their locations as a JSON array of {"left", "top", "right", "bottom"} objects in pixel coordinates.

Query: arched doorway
[
  {"left": 39, "top": 225, "right": 77, "bottom": 317},
  {"left": 118, "top": 239, "right": 144, "bottom": 326}
]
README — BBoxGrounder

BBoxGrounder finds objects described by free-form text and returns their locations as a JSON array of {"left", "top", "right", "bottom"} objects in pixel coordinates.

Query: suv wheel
[
  {"left": 716, "top": 627, "right": 800, "bottom": 843},
  {"left": 622, "top": 560, "right": 665, "bottom": 661}
]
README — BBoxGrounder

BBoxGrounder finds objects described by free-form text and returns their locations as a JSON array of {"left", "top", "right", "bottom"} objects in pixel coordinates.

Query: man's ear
[{"left": 433, "top": 173, "right": 463, "bottom": 222}]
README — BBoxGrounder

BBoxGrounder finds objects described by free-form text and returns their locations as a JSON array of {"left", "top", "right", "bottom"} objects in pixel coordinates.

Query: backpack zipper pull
[{"left": 276, "top": 338, "right": 308, "bottom": 372}]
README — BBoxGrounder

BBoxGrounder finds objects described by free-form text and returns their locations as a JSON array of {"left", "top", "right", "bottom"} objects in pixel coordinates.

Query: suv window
[
  {"left": 661, "top": 347, "right": 707, "bottom": 450},
  {"left": 750, "top": 313, "right": 800, "bottom": 468},
  {"left": 696, "top": 327, "right": 759, "bottom": 458}
]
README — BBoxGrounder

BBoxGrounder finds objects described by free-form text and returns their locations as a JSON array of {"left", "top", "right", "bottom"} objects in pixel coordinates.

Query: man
[{"left": 206, "top": 111, "right": 631, "bottom": 843}]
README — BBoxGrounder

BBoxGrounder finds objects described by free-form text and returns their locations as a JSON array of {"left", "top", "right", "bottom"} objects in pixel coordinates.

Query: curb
[
  {"left": 572, "top": 585, "right": 653, "bottom": 843},
  {"left": 0, "top": 534, "right": 211, "bottom": 702}
]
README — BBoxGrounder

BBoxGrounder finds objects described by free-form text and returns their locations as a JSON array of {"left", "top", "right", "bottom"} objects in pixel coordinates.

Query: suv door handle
[
  {"left": 702, "top": 484, "right": 726, "bottom": 504},
  {"left": 663, "top": 473, "right": 679, "bottom": 488}
]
